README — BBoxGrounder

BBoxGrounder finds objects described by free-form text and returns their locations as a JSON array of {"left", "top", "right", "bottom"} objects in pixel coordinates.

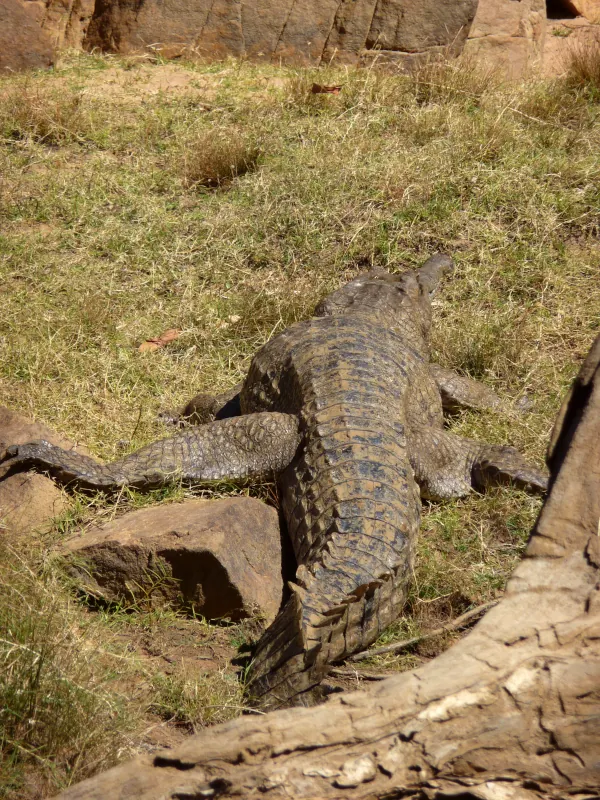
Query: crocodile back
[{"left": 243, "top": 304, "right": 438, "bottom": 705}]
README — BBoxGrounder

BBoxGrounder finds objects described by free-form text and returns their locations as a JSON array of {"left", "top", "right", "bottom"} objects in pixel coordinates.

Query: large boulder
[
  {"left": 564, "top": 0, "right": 600, "bottom": 22},
  {"left": 543, "top": 15, "right": 600, "bottom": 74},
  {"left": 84, "top": 0, "right": 479, "bottom": 65},
  {"left": 463, "top": 0, "right": 547, "bottom": 77},
  {"left": 63, "top": 497, "right": 285, "bottom": 623},
  {"left": 0, "top": 407, "right": 86, "bottom": 536},
  {"left": 40, "top": 0, "right": 98, "bottom": 50},
  {"left": 0, "top": 0, "right": 55, "bottom": 73}
]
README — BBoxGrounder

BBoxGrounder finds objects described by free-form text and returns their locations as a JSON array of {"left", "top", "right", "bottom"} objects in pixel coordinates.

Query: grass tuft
[
  {"left": 179, "top": 128, "right": 262, "bottom": 188},
  {"left": 0, "top": 80, "right": 99, "bottom": 146},
  {"left": 0, "top": 541, "right": 138, "bottom": 795},
  {"left": 149, "top": 668, "right": 245, "bottom": 729},
  {"left": 565, "top": 40, "right": 600, "bottom": 98},
  {"left": 408, "top": 53, "right": 500, "bottom": 106}
]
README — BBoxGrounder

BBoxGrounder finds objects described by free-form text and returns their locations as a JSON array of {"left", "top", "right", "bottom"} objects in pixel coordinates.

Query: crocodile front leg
[
  {"left": 429, "top": 364, "right": 504, "bottom": 413},
  {"left": 0, "top": 412, "right": 300, "bottom": 491},
  {"left": 408, "top": 426, "right": 548, "bottom": 500},
  {"left": 430, "top": 365, "right": 533, "bottom": 415},
  {"left": 159, "top": 382, "right": 243, "bottom": 427}
]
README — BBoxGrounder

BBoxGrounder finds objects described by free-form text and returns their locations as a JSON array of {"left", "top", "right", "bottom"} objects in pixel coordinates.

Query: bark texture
[{"left": 59, "top": 334, "right": 600, "bottom": 800}]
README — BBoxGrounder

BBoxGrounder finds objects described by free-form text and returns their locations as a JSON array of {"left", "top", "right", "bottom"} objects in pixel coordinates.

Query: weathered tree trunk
[{"left": 60, "top": 337, "right": 600, "bottom": 800}]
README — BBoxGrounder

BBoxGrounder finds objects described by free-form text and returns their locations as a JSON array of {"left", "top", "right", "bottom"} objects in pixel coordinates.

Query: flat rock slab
[
  {"left": 0, "top": 407, "right": 87, "bottom": 536},
  {"left": 63, "top": 497, "right": 285, "bottom": 623}
]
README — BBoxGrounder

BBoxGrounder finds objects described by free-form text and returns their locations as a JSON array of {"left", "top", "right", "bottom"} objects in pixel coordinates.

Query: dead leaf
[
  {"left": 311, "top": 83, "right": 342, "bottom": 95},
  {"left": 139, "top": 328, "right": 180, "bottom": 352}
]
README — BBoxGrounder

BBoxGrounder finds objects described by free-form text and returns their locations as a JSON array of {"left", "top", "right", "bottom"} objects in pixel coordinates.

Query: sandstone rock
[
  {"left": 543, "top": 17, "right": 600, "bottom": 74},
  {"left": 0, "top": 472, "right": 69, "bottom": 537},
  {"left": 364, "top": 0, "right": 478, "bottom": 55},
  {"left": 463, "top": 0, "right": 547, "bottom": 77},
  {"left": 3, "top": 0, "right": 598, "bottom": 81},
  {"left": 63, "top": 497, "right": 284, "bottom": 623},
  {"left": 85, "top": 0, "right": 479, "bottom": 66},
  {"left": 562, "top": 0, "right": 600, "bottom": 22},
  {"left": 0, "top": 407, "right": 86, "bottom": 536},
  {"left": 0, "top": 0, "right": 55, "bottom": 73},
  {"left": 41, "top": 0, "right": 97, "bottom": 50},
  {"left": 0, "top": 406, "right": 87, "bottom": 453}
]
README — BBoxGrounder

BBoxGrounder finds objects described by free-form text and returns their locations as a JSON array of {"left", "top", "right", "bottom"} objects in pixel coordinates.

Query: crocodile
[{"left": 0, "top": 254, "right": 547, "bottom": 708}]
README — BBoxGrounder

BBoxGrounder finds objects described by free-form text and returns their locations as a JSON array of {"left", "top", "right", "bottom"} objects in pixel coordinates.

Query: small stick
[
  {"left": 130, "top": 405, "right": 144, "bottom": 442},
  {"left": 347, "top": 599, "right": 498, "bottom": 663},
  {"left": 329, "top": 664, "right": 427, "bottom": 681}
]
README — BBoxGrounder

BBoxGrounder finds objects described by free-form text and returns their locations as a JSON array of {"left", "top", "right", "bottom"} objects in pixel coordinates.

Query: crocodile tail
[{"left": 246, "top": 561, "right": 411, "bottom": 710}]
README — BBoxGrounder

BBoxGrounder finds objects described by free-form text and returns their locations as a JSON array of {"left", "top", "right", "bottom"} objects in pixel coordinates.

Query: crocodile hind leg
[
  {"left": 408, "top": 426, "right": 548, "bottom": 500},
  {"left": 0, "top": 412, "right": 300, "bottom": 491}
]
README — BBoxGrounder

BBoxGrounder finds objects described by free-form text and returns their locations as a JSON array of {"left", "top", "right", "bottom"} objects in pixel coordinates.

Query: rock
[
  {"left": 63, "top": 497, "right": 285, "bottom": 623},
  {"left": 0, "top": 0, "right": 55, "bottom": 73},
  {"left": 563, "top": 0, "right": 600, "bottom": 22},
  {"left": 85, "top": 0, "right": 479, "bottom": 66},
  {"left": 41, "top": 0, "right": 97, "bottom": 50},
  {"left": 0, "top": 407, "right": 86, "bottom": 536},
  {"left": 463, "top": 0, "right": 547, "bottom": 77},
  {"left": 362, "top": 0, "right": 478, "bottom": 56},
  {"left": 2, "top": 0, "right": 599, "bottom": 79},
  {"left": 543, "top": 16, "right": 600, "bottom": 75},
  {"left": 0, "top": 407, "right": 88, "bottom": 453},
  {"left": 0, "top": 472, "right": 68, "bottom": 538}
]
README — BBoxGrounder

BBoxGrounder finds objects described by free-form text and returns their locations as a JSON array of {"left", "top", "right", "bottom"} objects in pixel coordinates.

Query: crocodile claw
[{"left": 0, "top": 444, "right": 24, "bottom": 479}]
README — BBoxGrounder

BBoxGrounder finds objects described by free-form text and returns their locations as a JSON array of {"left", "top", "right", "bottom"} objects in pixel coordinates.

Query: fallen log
[{"left": 59, "top": 335, "right": 600, "bottom": 800}]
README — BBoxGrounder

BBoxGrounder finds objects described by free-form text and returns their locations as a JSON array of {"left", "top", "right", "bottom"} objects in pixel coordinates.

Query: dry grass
[
  {"left": 149, "top": 667, "right": 245, "bottom": 729},
  {"left": 0, "top": 51, "right": 599, "bottom": 793},
  {"left": 408, "top": 53, "right": 500, "bottom": 106},
  {"left": 0, "top": 540, "right": 139, "bottom": 795},
  {"left": 0, "top": 80, "right": 106, "bottom": 146},
  {"left": 566, "top": 39, "right": 600, "bottom": 96},
  {"left": 180, "top": 128, "right": 262, "bottom": 188}
]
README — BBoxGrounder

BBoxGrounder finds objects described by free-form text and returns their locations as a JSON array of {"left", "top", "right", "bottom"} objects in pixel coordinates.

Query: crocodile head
[{"left": 313, "top": 253, "right": 454, "bottom": 342}]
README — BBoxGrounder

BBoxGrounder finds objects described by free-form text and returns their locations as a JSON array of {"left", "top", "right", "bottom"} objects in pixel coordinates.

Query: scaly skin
[
  {"left": 242, "top": 312, "right": 424, "bottom": 707},
  {"left": 0, "top": 254, "right": 548, "bottom": 708}
]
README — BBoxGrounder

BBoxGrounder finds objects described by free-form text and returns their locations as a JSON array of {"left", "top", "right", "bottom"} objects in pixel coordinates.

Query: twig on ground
[
  {"left": 347, "top": 599, "right": 498, "bottom": 663},
  {"left": 329, "top": 664, "right": 428, "bottom": 681},
  {"left": 507, "top": 106, "right": 575, "bottom": 130}
]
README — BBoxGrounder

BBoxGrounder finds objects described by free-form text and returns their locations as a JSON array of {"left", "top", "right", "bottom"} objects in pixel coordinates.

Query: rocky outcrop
[
  {"left": 0, "top": 407, "right": 85, "bottom": 536},
  {"left": 0, "top": 0, "right": 55, "bottom": 73},
  {"left": 3, "top": 0, "right": 600, "bottom": 77},
  {"left": 83, "top": 0, "right": 479, "bottom": 65},
  {"left": 565, "top": 0, "right": 600, "bottom": 22},
  {"left": 63, "top": 497, "right": 285, "bottom": 623},
  {"left": 463, "top": 0, "right": 547, "bottom": 77},
  {"left": 40, "top": 0, "right": 98, "bottom": 50},
  {"left": 543, "top": 13, "right": 600, "bottom": 74}
]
